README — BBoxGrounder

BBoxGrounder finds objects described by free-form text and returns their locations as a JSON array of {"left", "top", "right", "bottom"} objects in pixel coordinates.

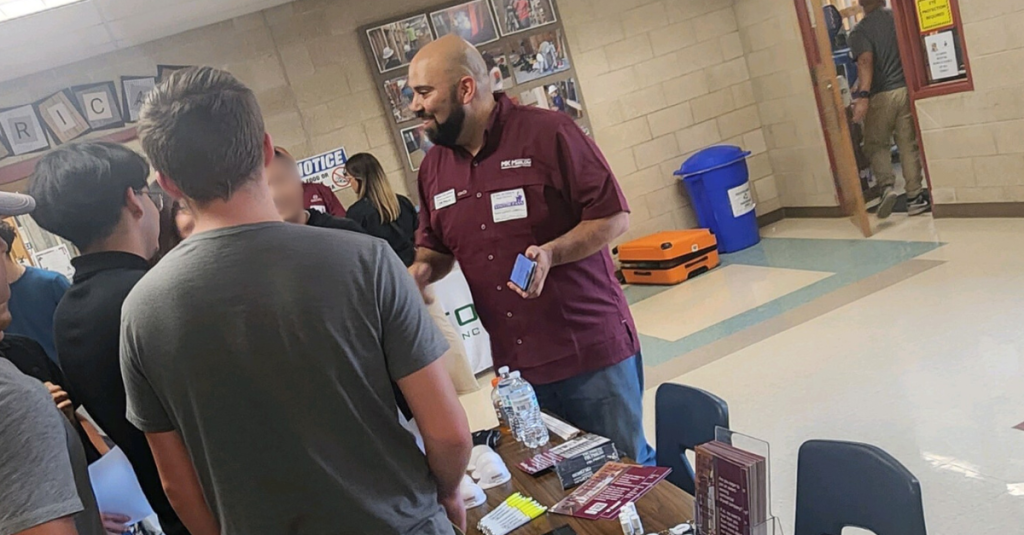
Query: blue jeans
[{"left": 533, "top": 354, "right": 656, "bottom": 465}]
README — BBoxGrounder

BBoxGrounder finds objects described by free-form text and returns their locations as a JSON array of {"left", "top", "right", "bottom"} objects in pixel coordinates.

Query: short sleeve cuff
[
  {"left": 580, "top": 197, "right": 630, "bottom": 222},
  {"left": 389, "top": 337, "right": 450, "bottom": 382},
  {"left": 0, "top": 500, "right": 83, "bottom": 535},
  {"left": 126, "top": 411, "right": 175, "bottom": 434},
  {"left": 414, "top": 232, "right": 453, "bottom": 256}
]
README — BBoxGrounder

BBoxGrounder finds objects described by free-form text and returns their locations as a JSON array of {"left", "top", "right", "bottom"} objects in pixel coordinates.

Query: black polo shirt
[
  {"left": 347, "top": 195, "right": 418, "bottom": 267},
  {"left": 306, "top": 209, "right": 365, "bottom": 233},
  {"left": 54, "top": 252, "right": 189, "bottom": 535}
]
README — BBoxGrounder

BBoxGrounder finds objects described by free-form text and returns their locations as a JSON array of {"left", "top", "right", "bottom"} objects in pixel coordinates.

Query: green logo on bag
[{"left": 454, "top": 304, "right": 478, "bottom": 326}]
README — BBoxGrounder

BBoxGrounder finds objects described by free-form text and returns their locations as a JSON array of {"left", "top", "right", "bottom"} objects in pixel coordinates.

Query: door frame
[
  {"left": 794, "top": 0, "right": 872, "bottom": 236},
  {"left": 793, "top": 0, "right": 938, "bottom": 230}
]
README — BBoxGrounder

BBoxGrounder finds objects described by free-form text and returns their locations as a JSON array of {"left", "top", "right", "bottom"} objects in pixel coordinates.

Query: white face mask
[{"left": 471, "top": 451, "right": 511, "bottom": 489}]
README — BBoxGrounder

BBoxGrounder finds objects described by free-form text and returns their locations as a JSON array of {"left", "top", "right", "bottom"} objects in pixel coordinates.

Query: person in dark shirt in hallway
[
  {"left": 28, "top": 142, "right": 191, "bottom": 535},
  {"left": 849, "top": 0, "right": 931, "bottom": 218},
  {"left": 267, "top": 147, "right": 365, "bottom": 234}
]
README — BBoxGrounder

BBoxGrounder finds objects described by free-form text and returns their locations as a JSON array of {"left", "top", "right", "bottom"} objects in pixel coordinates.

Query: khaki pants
[
  {"left": 425, "top": 287, "right": 480, "bottom": 395},
  {"left": 862, "top": 86, "right": 925, "bottom": 198}
]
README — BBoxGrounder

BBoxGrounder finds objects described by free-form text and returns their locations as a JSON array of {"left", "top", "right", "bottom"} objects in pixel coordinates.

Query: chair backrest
[
  {"left": 655, "top": 383, "right": 729, "bottom": 495},
  {"left": 795, "top": 440, "right": 927, "bottom": 535}
]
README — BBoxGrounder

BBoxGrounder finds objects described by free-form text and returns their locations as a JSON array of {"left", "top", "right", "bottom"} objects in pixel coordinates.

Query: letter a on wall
[{"left": 0, "top": 104, "right": 51, "bottom": 155}]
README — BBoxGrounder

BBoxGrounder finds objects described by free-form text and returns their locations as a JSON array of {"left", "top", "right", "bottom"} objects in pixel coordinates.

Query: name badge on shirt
[
  {"left": 491, "top": 188, "right": 528, "bottom": 223},
  {"left": 434, "top": 189, "right": 457, "bottom": 210}
]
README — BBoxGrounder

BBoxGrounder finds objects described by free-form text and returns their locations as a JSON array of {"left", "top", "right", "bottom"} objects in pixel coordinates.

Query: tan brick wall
[
  {"left": 559, "top": 0, "right": 782, "bottom": 244},
  {"left": 734, "top": 0, "right": 837, "bottom": 209},
  {"left": 917, "top": 0, "right": 1024, "bottom": 204},
  {"left": 0, "top": 0, "right": 784, "bottom": 237}
]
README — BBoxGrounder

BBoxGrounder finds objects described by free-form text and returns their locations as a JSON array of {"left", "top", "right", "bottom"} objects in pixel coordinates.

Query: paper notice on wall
[
  {"left": 916, "top": 0, "right": 953, "bottom": 33},
  {"left": 728, "top": 183, "right": 756, "bottom": 218},
  {"left": 925, "top": 31, "right": 958, "bottom": 81},
  {"left": 296, "top": 147, "right": 350, "bottom": 191},
  {"left": 33, "top": 244, "right": 74, "bottom": 279}
]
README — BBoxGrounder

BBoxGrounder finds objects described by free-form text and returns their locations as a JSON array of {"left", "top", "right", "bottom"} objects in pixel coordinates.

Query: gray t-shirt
[
  {"left": 0, "top": 360, "right": 104, "bottom": 535},
  {"left": 120, "top": 222, "right": 451, "bottom": 535},
  {"left": 849, "top": 8, "right": 906, "bottom": 94}
]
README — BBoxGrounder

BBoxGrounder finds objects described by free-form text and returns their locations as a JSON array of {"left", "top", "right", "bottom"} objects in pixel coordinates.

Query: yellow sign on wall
[{"left": 917, "top": 0, "right": 954, "bottom": 33}]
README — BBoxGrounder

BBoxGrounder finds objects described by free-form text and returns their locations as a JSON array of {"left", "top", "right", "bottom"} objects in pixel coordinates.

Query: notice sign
[
  {"left": 296, "top": 147, "right": 350, "bottom": 191},
  {"left": 916, "top": 0, "right": 953, "bottom": 33},
  {"left": 727, "top": 182, "right": 756, "bottom": 218},
  {"left": 925, "top": 31, "right": 958, "bottom": 81}
]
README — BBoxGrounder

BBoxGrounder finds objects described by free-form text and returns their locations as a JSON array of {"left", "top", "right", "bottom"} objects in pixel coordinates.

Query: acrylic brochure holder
[{"left": 700, "top": 427, "right": 785, "bottom": 535}]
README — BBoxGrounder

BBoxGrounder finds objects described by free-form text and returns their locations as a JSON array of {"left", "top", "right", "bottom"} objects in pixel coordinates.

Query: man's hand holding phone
[{"left": 508, "top": 245, "right": 552, "bottom": 299}]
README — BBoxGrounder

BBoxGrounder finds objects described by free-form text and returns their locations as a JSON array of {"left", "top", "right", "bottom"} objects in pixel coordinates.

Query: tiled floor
[{"left": 460, "top": 215, "right": 1024, "bottom": 533}]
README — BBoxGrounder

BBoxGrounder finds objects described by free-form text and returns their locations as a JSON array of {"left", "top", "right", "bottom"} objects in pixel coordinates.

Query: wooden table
[{"left": 466, "top": 435, "right": 695, "bottom": 535}]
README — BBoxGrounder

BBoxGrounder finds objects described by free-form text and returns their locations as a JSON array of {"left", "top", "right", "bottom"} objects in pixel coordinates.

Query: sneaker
[
  {"left": 907, "top": 191, "right": 932, "bottom": 216},
  {"left": 876, "top": 187, "right": 898, "bottom": 219}
]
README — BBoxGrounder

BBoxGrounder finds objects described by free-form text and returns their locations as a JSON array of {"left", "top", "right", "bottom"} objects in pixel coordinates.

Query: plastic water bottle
[
  {"left": 503, "top": 371, "right": 526, "bottom": 442},
  {"left": 491, "top": 367, "right": 511, "bottom": 434},
  {"left": 506, "top": 372, "right": 549, "bottom": 448},
  {"left": 495, "top": 368, "right": 520, "bottom": 439}
]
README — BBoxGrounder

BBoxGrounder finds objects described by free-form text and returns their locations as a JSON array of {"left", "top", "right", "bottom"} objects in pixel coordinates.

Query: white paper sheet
[{"left": 88, "top": 447, "right": 155, "bottom": 524}]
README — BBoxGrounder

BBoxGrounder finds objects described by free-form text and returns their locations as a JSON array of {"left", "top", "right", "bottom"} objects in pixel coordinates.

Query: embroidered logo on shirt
[
  {"left": 310, "top": 194, "right": 322, "bottom": 202},
  {"left": 500, "top": 158, "right": 532, "bottom": 170}
]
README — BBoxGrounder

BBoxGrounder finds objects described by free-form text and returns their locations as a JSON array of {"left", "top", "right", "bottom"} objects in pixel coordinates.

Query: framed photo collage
[{"left": 361, "top": 0, "right": 591, "bottom": 178}]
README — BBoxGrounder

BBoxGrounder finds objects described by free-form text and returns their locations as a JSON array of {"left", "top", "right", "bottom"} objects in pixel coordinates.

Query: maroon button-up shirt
[{"left": 416, "top": 94, "right": 639, "bottom": 385}]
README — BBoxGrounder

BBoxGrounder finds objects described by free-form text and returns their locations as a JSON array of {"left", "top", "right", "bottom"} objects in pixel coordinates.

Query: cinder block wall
[
  {"left": 915, "top": 0, "right": 1024, "bottom": 205},
  {"left": 557, "top": 0, "right": 779, "bottom": 244},
  {"left": 734, "top": 0, "right": 838, "bottom": 209},
  {"left": 0, "top": 0, "right": 784, "bottom": 240}
]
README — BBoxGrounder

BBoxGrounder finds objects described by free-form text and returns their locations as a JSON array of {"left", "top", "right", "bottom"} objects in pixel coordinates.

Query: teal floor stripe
[{"left": 628, "top": 238, "right": 944, "bottom": 367}]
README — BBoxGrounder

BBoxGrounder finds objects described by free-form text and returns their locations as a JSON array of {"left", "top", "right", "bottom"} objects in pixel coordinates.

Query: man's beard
[{"left": 419, "top": 89, "right": 466, "bottom": 148}]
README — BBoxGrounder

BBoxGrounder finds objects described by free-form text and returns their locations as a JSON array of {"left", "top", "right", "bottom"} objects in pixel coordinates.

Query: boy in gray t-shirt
[
  {"left": 0, "top": 360, "right": 105, "bottom": 535},
  {"left": 121, "top": 67, "right": 473, "bottom": 535}
]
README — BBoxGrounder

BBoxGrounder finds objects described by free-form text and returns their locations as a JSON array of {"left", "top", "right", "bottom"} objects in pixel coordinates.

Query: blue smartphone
[{"left": 510, "top": 254, "right": 537, "bottom": 292}]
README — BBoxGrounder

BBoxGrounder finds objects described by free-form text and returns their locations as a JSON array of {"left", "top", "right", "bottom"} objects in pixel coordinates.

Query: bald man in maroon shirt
[{"left": 408, "top": 36, "right": 654, "bottom": 464}]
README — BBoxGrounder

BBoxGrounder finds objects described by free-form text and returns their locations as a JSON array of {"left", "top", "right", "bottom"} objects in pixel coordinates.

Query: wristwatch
[{"left": 853, "top": 90, "right": 871, "bottom": 100}]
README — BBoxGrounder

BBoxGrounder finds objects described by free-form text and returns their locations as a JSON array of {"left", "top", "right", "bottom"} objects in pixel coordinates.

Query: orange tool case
[{"left": 618, "top": 230, "right": 720, "bottom": 285}]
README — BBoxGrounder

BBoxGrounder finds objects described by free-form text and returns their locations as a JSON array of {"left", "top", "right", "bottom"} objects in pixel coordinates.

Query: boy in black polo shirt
[{"left": 28, "top": 142, "right": 190, "bottom": 535}]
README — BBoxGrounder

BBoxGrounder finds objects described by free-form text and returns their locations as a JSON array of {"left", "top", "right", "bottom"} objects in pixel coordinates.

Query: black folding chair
[
  {"left": 655, "top": 383, "right": 729, "bottom": 495},
  {"left": 795, "top": 440, "right": 927, "bottom": 535}
]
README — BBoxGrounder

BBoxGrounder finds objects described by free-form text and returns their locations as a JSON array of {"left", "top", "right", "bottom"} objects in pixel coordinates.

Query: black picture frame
[
  {"left": 0, "top": 104, "right": 52, "bottom": 156},
  {"left": 156, "top": 64, "right": 191, "bottom": 83},
  {"left": 120, "top": 75, "right": 157, "bottom": 123},
  {"left": 0, "top": 130, "right": 11, "bottom": 162},
  {"left": 70, "top": 81, "right": 125, "bottom": 131}
]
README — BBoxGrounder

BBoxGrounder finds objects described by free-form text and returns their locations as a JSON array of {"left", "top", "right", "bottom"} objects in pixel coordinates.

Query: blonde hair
[{"left": 346, "top": 153, "right": 400, "bottom": 224}]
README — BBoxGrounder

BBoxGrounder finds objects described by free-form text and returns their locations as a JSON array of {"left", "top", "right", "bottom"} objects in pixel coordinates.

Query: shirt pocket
[{"left": 480, "top": 172, "right": 552, "bottom": 240}]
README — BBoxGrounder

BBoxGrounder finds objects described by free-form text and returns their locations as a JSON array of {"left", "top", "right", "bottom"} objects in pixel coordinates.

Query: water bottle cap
[
  {"left": 491, "top": 377, "right": 501, "bottom": 388},
  {"left": 509, "top": 371, "right": 521, "bottom": 378},
  {"left": 498, "top": 366, "right": 510, "bottom": 376}
]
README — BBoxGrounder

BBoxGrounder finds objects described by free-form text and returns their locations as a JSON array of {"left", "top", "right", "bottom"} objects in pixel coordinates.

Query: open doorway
[{"left": 794, "top": 0, "right": 968, "bottom": 229}]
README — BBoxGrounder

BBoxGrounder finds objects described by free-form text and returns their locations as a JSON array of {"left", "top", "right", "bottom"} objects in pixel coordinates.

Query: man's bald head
[
  {"left": 410, "top": 34, "right": 491, "bottom": 97},
  {"left": 407, "top": 34, "right": 498, "bottom": 150}
]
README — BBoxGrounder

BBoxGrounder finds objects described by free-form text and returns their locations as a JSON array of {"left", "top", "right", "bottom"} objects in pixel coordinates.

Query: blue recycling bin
[{"left": 674, "top": 145, "right": 760, "bottom": 253}]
